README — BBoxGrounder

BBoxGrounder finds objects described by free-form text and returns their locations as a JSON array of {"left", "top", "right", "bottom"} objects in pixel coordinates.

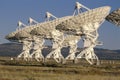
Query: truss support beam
[
  {"left": 73, "top": 2, "right": 90, "bottom": 15},
  {"left": 17, "top": 39, "right": 32, "bottom": 61},
  {"left": 16, "top": 21, "right": 26, "bottom": 31},
  {"left": 64, "top": 36, "right": 80, "bottom": 63},
  {"left": 45, "top": 12, "right": 57, "bottom": 21},
  {"left": 75, "top": 23, "right": 101, "bottom": 65},
  {"left": 30, "top": 36, "right": 45, "bottom": 62},
  {"left": 28, "top": 17, "right": 38, "bottom": 25},
  {"left": 45, "top": 30, "right": 64, "bottom": 63}
]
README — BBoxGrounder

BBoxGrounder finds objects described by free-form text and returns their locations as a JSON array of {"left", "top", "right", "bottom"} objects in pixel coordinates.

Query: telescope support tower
[
  {"left": 30, "top": 36, "right": 45, "bottom": 62},
  {"left": 45, "top": 31, "right": 64, "bottom": 63},
  {"left": 75, "top": 23, "right": 101, "bottom": 65},
  {"left": 17, "top": 39, "right": 32, "bottom": 61}
]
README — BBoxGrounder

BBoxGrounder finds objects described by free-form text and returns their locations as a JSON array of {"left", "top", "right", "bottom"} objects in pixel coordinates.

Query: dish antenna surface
[{"left": 106, "top": 8, "right": 120, "bottom": 26}]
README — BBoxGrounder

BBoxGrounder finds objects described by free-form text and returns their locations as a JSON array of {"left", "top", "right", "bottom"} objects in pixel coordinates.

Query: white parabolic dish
[
  {"left": 6, "top": 6, "right": 110, "bottom": 41},
  {"left": 106, "top": 8, "right": 120, "bottom": 26},
  {"left": 56, "top": 6, "right": 111, "bottom": 35}
]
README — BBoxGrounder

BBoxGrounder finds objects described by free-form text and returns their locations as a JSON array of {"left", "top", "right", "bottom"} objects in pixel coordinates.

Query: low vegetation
[{"left": 0, "top": 57, "right": 120, "bottom": 80}]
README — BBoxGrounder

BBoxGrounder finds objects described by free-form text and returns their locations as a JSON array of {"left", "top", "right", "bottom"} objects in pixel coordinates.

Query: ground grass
[{"left": 0, "top": 57, "right": 120, "bottom": 80}]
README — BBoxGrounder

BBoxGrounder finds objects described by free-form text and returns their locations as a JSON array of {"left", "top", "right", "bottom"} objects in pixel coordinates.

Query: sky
[{"left": 0, "top": 0, "right": 120, "bottom": 50}]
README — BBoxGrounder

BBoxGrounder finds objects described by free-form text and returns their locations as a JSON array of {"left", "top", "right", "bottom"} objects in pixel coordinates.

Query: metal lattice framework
[{"left": 5, "top": 2, "right": 111, "bottom": 65}]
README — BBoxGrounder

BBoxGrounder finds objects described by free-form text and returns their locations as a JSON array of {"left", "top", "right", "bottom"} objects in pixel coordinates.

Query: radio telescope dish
[
  {"left": 5, "top": 16, "right": 72, "bottom": 42},
  {"left": 15, "top": 31, "right": 31, "bottom": 40},
  {"left": 5, "top": 24, "right": 36, "bottom": 42},
  {"left": 106, "top": 8, "right": 120, "bottom": 26},
  {"left": 56, "top": 6, "right": 111, "bottom": 35},
  {"left": 30, "top": 16, "right": 72, "bottom": 38},
  {"left": 55, "top": 6, "right": 111, "bottom": 65}
]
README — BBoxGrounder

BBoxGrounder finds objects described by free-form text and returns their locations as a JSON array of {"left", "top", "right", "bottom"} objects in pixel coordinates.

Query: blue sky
[{"left": 0, "top": 0, "right": 120, "bottom": 50}]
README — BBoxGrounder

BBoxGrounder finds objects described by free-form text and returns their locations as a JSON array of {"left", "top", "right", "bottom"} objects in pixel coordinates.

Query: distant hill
[
  {"left": 0, "top": 43, "right": 22, "bottom": 56},
  {"left": 94, "top": 48, "right": 120, "bottom": 60},
  {"left": 0, "top": 43, "right": 120, "bottom": 60}
]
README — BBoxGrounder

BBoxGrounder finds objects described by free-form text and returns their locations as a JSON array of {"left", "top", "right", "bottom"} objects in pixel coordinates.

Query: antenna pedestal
[
  {"left": 45, "top": 31, "right": 64, "bottom": 63},
  {"left": 46, "top": 47, "right": 64, "bottom": 63},
  {"left": 75, "top": 27, "right": 100, "bottom": 65},
  {"left": 65, "top": 36, "right": 80, "bottom": 62},
  {"left": 30, "top": 36, "right": 45, "bottom": 62},
  {"left": 17, "top": 40, "right": 32, "bottom": 61}
]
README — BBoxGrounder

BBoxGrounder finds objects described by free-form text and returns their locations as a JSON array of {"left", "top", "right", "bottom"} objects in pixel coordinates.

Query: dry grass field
[{"left": 0, "top": 57, "right": 120, "bottom": 80}]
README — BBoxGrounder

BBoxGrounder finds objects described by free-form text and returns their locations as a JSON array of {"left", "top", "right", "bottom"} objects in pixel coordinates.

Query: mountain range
[{"left": 0, "top": 43, "right": 120, "bottom": 60}]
